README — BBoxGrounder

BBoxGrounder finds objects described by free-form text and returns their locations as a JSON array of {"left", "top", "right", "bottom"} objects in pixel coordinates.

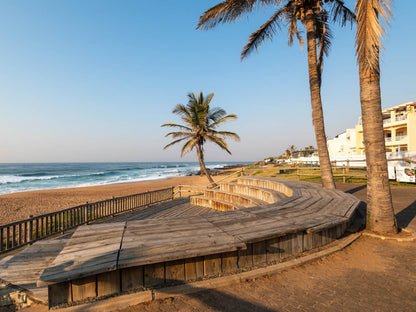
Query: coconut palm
[
  {"left": 355, "top": 0, "right": 397, "bottom": 234},
  {"left": 162, "top": 92, "right": 240, "bottom": 184},
  {"left": 197, "top": 0, "right": 354, "bottom": 189}
]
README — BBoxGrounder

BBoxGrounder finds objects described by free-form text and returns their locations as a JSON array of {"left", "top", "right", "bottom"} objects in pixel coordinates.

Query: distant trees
[{"left": 162, "top": 92, "right": 240, "bottom": 184}]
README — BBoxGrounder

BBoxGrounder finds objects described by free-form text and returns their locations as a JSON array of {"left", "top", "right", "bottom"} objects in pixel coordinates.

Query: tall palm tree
[
  {"left": 355, "top": 0, "right": 397, "bottom": 234},
  {"left": 162, "top": 92, "right": 240, "bottom": 184},
  {"left": 197, "top": 0, "right": 354, "bottom": 189}
]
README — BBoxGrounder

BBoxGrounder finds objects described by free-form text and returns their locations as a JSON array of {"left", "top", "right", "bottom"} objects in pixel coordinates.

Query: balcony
[
  {"left": 385, "top": 137, "right": 392, "bottom": 142},
  {"left": 383, "top": 118, "right": 391, "bottom": 124},
  {"left": 395, "top": 135, "right": 408, "bottom": 141},
  {"left": 395, "top": 115, "right": 407, "bottom": 122}
]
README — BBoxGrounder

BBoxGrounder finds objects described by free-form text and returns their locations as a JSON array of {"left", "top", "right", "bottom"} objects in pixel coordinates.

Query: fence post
[
  {"left": 0, "top": 228, "right": 3, "bottom": 252},
  {"left": 343, "top": 166, "right": 346, "bottom": 183}
]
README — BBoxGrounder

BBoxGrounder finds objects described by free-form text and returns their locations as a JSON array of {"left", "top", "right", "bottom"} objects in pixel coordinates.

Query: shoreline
[{"left": 0, "top": 175, "right": 223, "bottom": 226}]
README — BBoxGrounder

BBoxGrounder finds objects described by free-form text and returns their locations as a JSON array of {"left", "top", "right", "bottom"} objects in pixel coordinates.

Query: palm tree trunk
[
  {"left": 196, "top": 144, "right": 215, "bottom": 184},
  {"left": 305, "top": 8, "right": 336, "bottom": 189},
  {"left": 358, "top": 64, "right": 397, "bottom": 234}
]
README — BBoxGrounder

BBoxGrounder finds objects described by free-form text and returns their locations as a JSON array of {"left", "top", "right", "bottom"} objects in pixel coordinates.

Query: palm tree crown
[
  {"left": 197, "top": 0, "right": 354, "bottom": 67},
  {"left": 162, "top": 92, "right": 240, "bottom": 183},
  {"left": 197, "top": 0, "right": 354, "bottom": 190}
]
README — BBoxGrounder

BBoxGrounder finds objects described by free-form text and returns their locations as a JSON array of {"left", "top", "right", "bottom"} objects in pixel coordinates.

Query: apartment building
[{"left": 328, "top": 101, "right": 416, "bottom": 157}]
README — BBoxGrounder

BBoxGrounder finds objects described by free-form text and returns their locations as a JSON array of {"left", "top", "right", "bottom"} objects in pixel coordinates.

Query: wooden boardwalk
[
  {"left": 0, "top": 198, "right": 211, "bottom": 305},
  {"left": 0, "top": 178, "right": 361, "bottom": 309}
]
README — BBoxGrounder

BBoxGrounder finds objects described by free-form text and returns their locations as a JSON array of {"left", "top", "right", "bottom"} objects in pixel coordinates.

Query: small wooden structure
[{"left": 36, "top": 177, "right": 360, "bottom": 308}]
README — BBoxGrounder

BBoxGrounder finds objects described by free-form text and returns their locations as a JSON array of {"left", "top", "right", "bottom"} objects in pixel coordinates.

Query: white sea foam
[{"left": 0, "top": 175, "right": 62, "bottom": 184}]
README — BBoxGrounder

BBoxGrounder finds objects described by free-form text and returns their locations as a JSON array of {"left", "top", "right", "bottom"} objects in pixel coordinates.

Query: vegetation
[
  {"left": 238, "top": 165, "right": 416, "bottom": 187},
  {"left": 162, "top": 92, "right": 240, "bottom": 184},
  {"left": 197, "top": 0, "right": 355, "bottom": 190},
  {"left": 355, "top": 0, "right": 398, "bottom": 234}
]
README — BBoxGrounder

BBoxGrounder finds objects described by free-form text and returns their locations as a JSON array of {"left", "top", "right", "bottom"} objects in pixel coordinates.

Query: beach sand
[{"left": 0, "top": 175, "right": 215, "bottom": 226}]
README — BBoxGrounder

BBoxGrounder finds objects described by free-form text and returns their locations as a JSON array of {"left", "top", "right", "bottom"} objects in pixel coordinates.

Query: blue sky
[{"left": 0, "top": 1, "right": 414, "bottom": 163}]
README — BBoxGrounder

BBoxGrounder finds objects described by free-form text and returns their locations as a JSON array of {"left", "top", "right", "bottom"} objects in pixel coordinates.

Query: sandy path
[{"left": 0, "top": 175, "right": 213, "bottom": 225}]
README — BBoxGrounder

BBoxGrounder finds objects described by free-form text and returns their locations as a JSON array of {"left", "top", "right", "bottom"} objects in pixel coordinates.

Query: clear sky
[{"left": 0, "top": 1, "right": 414, "bottom": 163}]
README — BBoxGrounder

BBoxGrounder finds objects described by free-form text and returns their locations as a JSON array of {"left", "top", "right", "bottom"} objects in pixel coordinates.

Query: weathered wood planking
[
  {"left": 38, "top": 223, "right": 125, "bottom": 286},
  {"left": 119, "top": 217, "right": 246, "bottom": 269},
  {"left": 34, "top": 177, "right": 362, "bottom": 309}
]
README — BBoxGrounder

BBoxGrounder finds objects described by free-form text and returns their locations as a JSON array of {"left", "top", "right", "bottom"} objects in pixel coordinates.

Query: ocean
[{"left": 0, "top": 162, "right": 246, "bottom": 195}]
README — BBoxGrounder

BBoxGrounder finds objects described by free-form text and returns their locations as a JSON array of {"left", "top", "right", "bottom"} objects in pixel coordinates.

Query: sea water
[{"left": 0, "top": 162, "right": 244, "bottom": 195}]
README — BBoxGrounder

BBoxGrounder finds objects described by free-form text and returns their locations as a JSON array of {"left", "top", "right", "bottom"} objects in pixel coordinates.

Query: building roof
[{"left": 382, "top": 101, "right": 416, "bottom": 114}]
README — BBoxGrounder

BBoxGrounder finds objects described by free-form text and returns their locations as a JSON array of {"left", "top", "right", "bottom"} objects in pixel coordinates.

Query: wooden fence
[
  {"left": 278, "top": 166, "right": 367, "bottom": 183},
  {"left": 0, "top": 187, "right": 174, "bottom": 254}
]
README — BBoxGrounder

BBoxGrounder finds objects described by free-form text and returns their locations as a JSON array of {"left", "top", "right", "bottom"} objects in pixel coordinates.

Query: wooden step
[
  {"left": 203, "top": 189, "right": 264, "bottom": 207},
  {"left": 220, "top": 182, "right": 286, "bottom": 204},
  {"left": 190, "top": 196, "right": 240, "bottom": 211},
  {"left": 237, "top": 177, "right": 293, "bottom": 196}
]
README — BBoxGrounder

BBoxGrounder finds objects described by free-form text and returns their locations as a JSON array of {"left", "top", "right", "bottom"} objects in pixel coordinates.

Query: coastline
[{"left": 0, "top": 175, "right": 220, "bottom": 226}]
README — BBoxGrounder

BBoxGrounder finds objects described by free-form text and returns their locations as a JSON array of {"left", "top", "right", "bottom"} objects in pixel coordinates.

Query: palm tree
[
  {"left": 289, "top": 145, "right": 297, "bottom": 157},
  {"left": 162, "top": 92, "right": 240, "bottom": 184},
  {"left": 355, "top": 0, "right": 397, "bottom": 234},
  {"left": 197, "top": 0, "right": 354, "bottom": 190}
]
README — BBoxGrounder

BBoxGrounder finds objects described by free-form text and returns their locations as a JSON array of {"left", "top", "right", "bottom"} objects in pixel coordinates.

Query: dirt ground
[{"left": 118, "top": 236, "right": 416, "bottom": 312}]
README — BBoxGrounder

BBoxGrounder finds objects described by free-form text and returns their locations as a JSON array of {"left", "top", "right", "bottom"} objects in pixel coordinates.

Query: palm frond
[
  {"left": 207, "top": 107, "right": 227, "bottom": 123},
  {"left": 355, "top": 0, "right": 393, "bottom": 74},
  {"left": 172, "top": 104, "right": 194, "bottom": 126},
  {"left": 241, "top": 5, "right": 288, "bottom": 59},
  {"left": 197, "top": 0, "right": 276, "bottom": 30},
  {"left": 164, "top": 132, "right": 193, "bottom": 139},
  {"left": 161, "top": 123, "right": 193, "bottom": 132},
  {"left": 163, "top": 137, "right": 190, "bottom": 150},
  {"left": 206, "top": 135, "right": 232, "bottom": 154},
  {"left": 181, "top": 138, "right": 198, "bottom": 157},
  {"left": 211, "top": 130, "right": 241, "bottom": 141},
  {"left": 315, "top": 10, "right": 333, "bottom": 85},
  {"left": 329, "top": 0, "right": 356, "bottom": 27},
  {"left": 287, "top": 6, "right": 303, "bottom": 47},
  {"left": 210, "top": 114, "right": 238, "bottom": 128}
]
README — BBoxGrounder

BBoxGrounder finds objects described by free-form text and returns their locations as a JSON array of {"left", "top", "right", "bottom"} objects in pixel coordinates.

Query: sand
[{"left": 0, "top": 175, "right": 215, "bottom": 226}]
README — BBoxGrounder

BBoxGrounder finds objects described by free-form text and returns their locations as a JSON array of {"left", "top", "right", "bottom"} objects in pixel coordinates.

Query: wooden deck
[
  {"left": 1, "top": 178, "right": 361, "bottom": 309},
  {"left": 0, "top": 198, "right": 211, "bottom": 305}
]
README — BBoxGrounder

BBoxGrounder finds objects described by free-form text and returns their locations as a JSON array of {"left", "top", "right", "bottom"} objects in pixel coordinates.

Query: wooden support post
[
  {"left": 204, "top": 254, "right": 221, "bottom": 277},
  {"left": 121, "top": 266, "right": 144, "bottom": 292},
  {"left": 97, "top": 270, "right": 120, "bottom": 297},
  {"left": 144, "top": 263, "right": 165, "bottom": 288},
  {"left": 184, "top": 257, "right": 204, "bottom": 281},
  {"left": 221, "top": 251, "right": 238, "bottom": 274},
  {"left": 238, "top": 243, "right": 253, "bottom": 269},
  {"left": 165, "top": 260, "right": 185, "bottom": 285},
  {"left": 48, "top": 282, "right": 72, "bottom": 308},
  {"left": 252, "top": 241, "right": 267, "bottom": 265},
  {"left": 266, "top": 237, "right": 280, "bottom": 264},
  {"left": 71, "top": 275, "right": 97, "bottom": 302}
]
